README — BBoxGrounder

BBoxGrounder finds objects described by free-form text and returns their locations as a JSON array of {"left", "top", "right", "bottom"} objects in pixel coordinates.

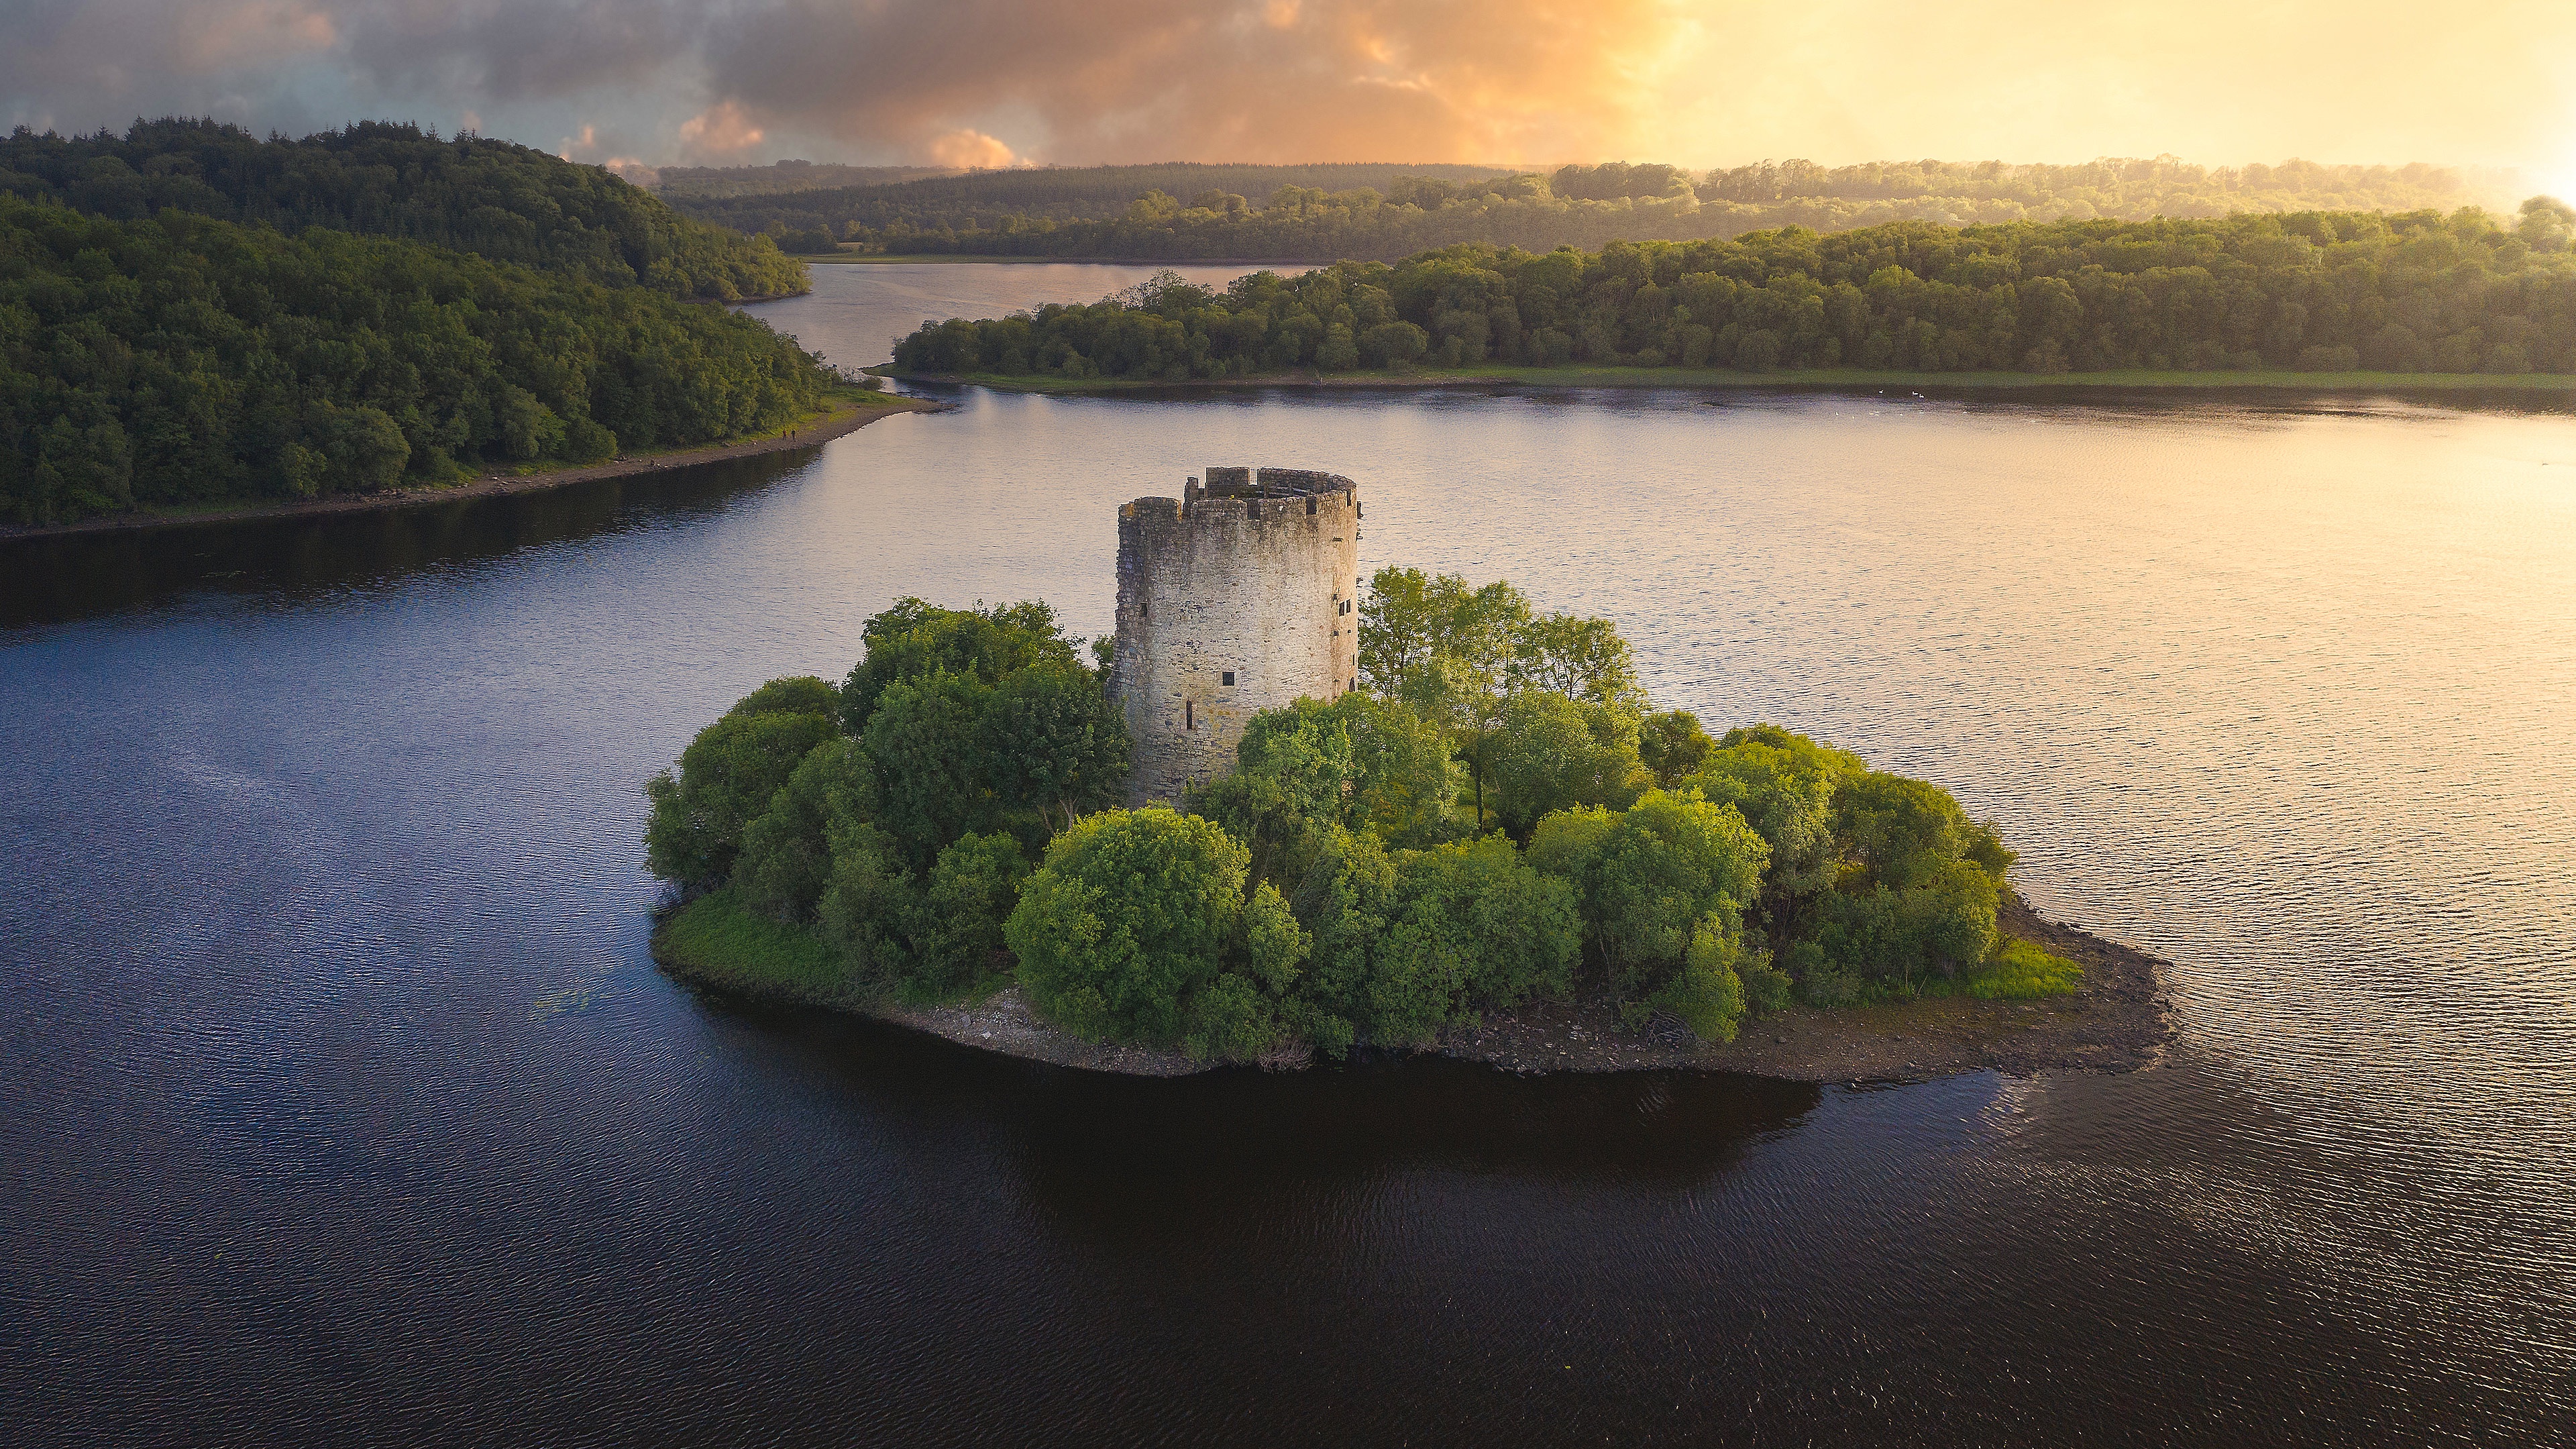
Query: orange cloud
[
  {"left": 678, "top": 99, "right": 765, "bottom": 158},
  {"left": 702, "top": 0, "right": 1678, "bottom": 164},
  {"left": 928, "top": 129, "right": 1020, "bottom": 168}
]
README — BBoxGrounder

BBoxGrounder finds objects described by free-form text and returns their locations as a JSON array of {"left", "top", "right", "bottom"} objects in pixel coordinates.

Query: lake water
[{"left": 4, "top": 263, "right": 2571, "bottom": 1444}]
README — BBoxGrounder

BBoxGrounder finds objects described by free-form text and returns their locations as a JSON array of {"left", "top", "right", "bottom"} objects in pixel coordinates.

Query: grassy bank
[
  {"left": 653, "top": 888, "right": 856, "bottom": 1007},
  {"left": 901, "top": 364, "right": 2576, "bottom": 396}
]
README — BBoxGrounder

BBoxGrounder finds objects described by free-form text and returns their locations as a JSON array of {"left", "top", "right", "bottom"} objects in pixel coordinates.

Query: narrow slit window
[
  {"left": 1185, "top": 700, "right": 1194, "bottom": 730},
  {"left": 1306, "top": 497, "right": 1318, "bottom": 515}
]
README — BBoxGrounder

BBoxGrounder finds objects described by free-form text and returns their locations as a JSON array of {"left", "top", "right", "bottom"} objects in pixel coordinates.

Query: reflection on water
[{"left": 3, "top": 265, "right": 2571, "bottom": 1444}]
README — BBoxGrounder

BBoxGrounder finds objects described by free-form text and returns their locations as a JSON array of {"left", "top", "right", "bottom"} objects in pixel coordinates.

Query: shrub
[
  {"left": 1948, "top": 938, "right": 2082, "bottom": 999},
  {"left": 908, "top": 832, "right": 1033, "bottom": 998},
  {"left": 1653, "top": 915, "right": 1750, "bottom": 1041}
]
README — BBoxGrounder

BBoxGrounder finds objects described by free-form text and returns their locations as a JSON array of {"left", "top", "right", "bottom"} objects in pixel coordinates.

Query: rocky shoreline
[
  {"left": 659, "top": 889, "right": 2171, "bottom": 1083},
  {"left": 0, "top": 392, "right": 938, "bottom": 543}
]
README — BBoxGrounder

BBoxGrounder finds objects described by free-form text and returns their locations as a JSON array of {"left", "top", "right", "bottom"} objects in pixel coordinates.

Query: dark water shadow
[
  {"left": 0, "top": 448, "right": 824, "bottom": 631},
  {"left": 698, "top": 994, "right": 1820, "bottom": 1227}
]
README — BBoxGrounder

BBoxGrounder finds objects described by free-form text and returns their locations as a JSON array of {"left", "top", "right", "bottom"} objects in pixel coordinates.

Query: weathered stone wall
[{"left": 1111, "top": 468, "right": 1362, "bottom": 806}]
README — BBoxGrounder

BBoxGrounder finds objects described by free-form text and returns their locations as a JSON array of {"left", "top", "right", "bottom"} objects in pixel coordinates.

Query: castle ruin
[{"left": 1110, "top": 467, "right": 1362, "bottom": 806}]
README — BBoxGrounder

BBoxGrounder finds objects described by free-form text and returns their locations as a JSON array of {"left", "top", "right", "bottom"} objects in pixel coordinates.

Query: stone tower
[{"left": 1110, "top": 467, "right": 1362, "bottom": 806}]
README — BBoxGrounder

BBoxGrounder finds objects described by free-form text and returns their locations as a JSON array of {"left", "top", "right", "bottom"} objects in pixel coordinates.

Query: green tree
[
  {"left": 863, "top": 672, "right": 1000, "bottom": 863},
  {"left": 839, "top": 598, "right": 1084, "bottom": 733},
  {"left": 1526, "top": 790, "right": 1770, "bottom": 1030},
  {"left": 816, "top": 820, "right": 923, "bottom": 990},
  {"left": 735, "top": 738, "right": 876, "bottom": 921},
  {"left": 1638, "top": 709, "right": 1713, "bottom": 788},
  {"left": 645, "top": 706, "right": 840, "bottom": 888},
  {"left": 1006, "top": 807, "right": 1301, "bottom": 1050},
  {"left": 1510, "top": 610, "right": 1646, "bottom": 710},
  {"left": 1484, "top": 690, "right": 1652, "bottom": 836},
  {"left": 977, "top": 658, "right": 1131, "bottom": 832}
]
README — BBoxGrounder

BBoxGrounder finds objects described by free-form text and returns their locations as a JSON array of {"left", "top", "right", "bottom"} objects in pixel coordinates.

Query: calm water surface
[{"left": 4, "top": 265, "right": 2572, "bottom": 1444}]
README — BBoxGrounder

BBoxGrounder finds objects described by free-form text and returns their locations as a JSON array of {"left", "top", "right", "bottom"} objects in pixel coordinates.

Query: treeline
[
  {"left": 0, "top": 197, "right": 830, "bottom": 525},
  {"left": 663, "top": 156, "right": 2503, "bottom": 262},
  {"left": 652, "top": 160, "right": 959, "bottom": 200},
  {"left": 0, "top": 119, "right": 807, "bottom": 301},
  {"left": 668, "top": 160, "right": 1519, "bottom": 241},
  {"left": 651, "top": 582, "right": 2068, "bottom": 1063},
  {"left": 894, "top": 206, "right": 2576, "bottom": 380}
]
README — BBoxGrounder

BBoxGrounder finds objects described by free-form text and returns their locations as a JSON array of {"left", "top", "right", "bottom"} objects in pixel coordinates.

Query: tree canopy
[
  {"left": 0, "top": 195, "right": 832, "bottom": 525},
  {"left": 651, "top": 584, "right": 2077, "bottom": 1063},
  {"left": 894, "top": 209, "right": 2576, "bottom": 381},
  {"left": 0, "top": 119, "right": 806, "bottom": 301}
]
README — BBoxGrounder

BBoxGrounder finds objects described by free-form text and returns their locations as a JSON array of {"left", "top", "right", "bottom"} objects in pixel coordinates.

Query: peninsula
[{"left": 885, "top": 209, "right": 2576, "bottom": 392}]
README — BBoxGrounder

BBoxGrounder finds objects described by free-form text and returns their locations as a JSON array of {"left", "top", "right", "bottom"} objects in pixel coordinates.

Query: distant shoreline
[
  {"left": 652, "top": 887, "right": 2169, "bottom": 1083},
  {"left": 802, "top": 253, "right": 1339, "bottom": 268},
  {"left": 892, "top": 364, "right": 2576, "bottom": 398},
  {"left": 0, "top": 391, "right": 938, "bottom": 544}
]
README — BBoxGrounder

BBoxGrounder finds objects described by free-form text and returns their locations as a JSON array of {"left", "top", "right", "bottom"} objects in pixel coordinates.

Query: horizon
[{"left": 7, "top": 1, "right": 2573, "bottom": 197}]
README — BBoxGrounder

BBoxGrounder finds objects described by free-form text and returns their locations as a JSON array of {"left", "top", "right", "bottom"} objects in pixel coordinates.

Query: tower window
[
  {"left": 1246, "top": 500, "right": 1258, "bottom": 519},
  {"left": 1185, "top": 700, "right": 1194, "bottom": 730},
  {"left": 1307, "top": 497, "right": 1318, "bottom": 515},
  {"left": 1221, "top": 672, "right": 1236, "bottom": 686}
]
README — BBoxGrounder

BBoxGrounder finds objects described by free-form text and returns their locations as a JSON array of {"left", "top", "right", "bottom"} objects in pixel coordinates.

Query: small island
[{"left": 648, "top": 466, "right": 2169, "bottom": 1081}]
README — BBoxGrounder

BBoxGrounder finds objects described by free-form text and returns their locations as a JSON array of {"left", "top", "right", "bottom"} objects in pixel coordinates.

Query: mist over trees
[
  {"left": 895, "top": 205, "right": 2576, "bottom": 380},
  {"left": 0, "top": 119, "right": 808, "bottom": 301},
  {"left": 668, "top": 156, "right": 2504, "bottom": 262}
]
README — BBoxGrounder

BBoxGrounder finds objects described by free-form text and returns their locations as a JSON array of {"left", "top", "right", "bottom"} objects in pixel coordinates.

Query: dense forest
[
  {"left": 651, "top": 584, "right": 2070, "bottom": 1063},
  {"left": 0, "top": 119, "right": 808, "bottom": 301},
  {"left": 0, "top": 197, "right": 830, "bottom": 525},
  {"left": 893, "top": 205, "right": 2576, "bottom": 379},
  {"left": 669, "top": 161, "right": 1520, "bottom": 252},
  {"left": 667, "top": 156, "right": 2503, "bottom": 262},
  {"left": 652, "top": 161, "right": 961, "bottom": 199}
]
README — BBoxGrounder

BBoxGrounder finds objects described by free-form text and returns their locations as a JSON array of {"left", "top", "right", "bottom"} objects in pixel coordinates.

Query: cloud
[
  {"left": 697, "top": 0, "right": 1674, "bottom": 164},
  {"left": 2, "top": 0, "right": 2573, "bottom": 180},
  {"left": 928, "top": 129, "right": 1020, "bottom": 168},
  {"left": 676, "top": 99, "right": 764, "bottom": 158}
]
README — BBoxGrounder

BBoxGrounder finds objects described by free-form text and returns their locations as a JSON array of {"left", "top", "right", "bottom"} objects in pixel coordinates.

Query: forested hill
[
  {"left": 0, "top": 197, "right": 831, "bottom": 527},
  {"left": 0, "top": 119, "right": 808, "bottom": 301},
  {"left": 678, "top": 156, "right": 2503, "bottom": 262},
  {"left": 892, "top": 205, "right": 2576, "bottom": 380}
]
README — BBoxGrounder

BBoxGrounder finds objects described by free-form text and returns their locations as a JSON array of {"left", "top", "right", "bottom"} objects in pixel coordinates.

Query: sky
[{"left": 5, "top": 0, "right": 2574, "bottom": 191}]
